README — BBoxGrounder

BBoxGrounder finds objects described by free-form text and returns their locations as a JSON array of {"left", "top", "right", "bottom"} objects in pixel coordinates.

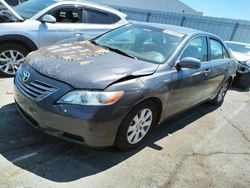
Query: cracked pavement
[{"left": 0, "top": 77, "right": 249, "bottom": 188}]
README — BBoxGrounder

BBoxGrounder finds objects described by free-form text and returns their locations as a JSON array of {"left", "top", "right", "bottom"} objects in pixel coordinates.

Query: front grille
[{"left": 16, "top": 73, "right": 59, "bottom": 101}]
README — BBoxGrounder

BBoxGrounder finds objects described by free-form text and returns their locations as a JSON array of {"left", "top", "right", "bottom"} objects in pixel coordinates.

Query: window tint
[
  {"left": 49, "top": 7, "right": 81, "bottom": 23},
  {"left": 110, "top": 13, "right": 121, "bottom": 23},
  {"left": 210, "top": 39, "right": 224, "bottom": 60},
  {"left": 181, "top": 37, "right": 208, "bottom": 62},
  {"left": 83, "top": 8, "right": 112, "bottom": 24}
]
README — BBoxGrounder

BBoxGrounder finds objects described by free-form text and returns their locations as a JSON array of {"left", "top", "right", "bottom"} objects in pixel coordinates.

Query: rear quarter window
[{"left": 83, "top": 8, "right": 118, "bottom": 24}]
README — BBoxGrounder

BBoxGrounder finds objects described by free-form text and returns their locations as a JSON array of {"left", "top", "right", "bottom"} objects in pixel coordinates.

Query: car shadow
[{"left": 0, "top": 102, "right": 218, "bottom": 182}]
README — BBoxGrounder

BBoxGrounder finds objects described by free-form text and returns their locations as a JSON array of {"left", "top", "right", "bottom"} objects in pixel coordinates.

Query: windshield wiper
[
  {"left": 106, "top": 47, "right": 137, "bottom": 60},
  {"left": 90, "top": 40, "right": 137, "bottom": 60}
]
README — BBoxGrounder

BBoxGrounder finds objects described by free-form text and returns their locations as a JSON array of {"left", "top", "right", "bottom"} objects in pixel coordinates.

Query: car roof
[
  {"left": 132, "top": 21, "right": 215, "bottom": 37},
  {"left": 53, "top": 0, "right": 127, "bottom": 17}
]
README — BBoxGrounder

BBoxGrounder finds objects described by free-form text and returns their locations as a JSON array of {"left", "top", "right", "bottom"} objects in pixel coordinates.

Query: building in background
[{"left": 91, "top": 0, "right": 202, "bottom": 15}]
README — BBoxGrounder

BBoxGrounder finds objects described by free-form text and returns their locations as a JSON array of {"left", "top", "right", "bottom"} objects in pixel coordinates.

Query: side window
[
  {"left": 49, "top": 7, "right": 81, "bottom": 23},
  {"left": 181, "top": 36, "right": 208, "bottom": 62},
  {"left": 83, "top": 8, "right": 113, "bottom": 24},
  {"left": 110, "top": 13, "right": 121, "bottom": 23},
  {"left": 210, "top": 39, "right": 223, "bottom": 60}
]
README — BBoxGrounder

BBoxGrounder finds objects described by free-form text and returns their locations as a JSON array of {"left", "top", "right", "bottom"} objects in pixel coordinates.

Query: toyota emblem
[{"left": 22, "top": 71, "right": 30, "bottom": 83}]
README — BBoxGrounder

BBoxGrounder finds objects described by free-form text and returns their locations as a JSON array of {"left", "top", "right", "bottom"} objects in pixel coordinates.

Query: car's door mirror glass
[
  {"left": 40, "top": 14, "right": 56, "bottom": 23},
  {"left": 177, "top": 57, "right": 201, "bottom": 70}
]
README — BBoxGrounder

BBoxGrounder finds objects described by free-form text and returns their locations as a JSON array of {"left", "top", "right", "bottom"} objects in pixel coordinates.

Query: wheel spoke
[
  {"left": 144, "top": 111, "right": 152, "bottom": 121},
  {"left": 128, "top": 125, "right": 136, "bottom": 133},
  {"left": 140, "top": 128, "right": 147, "bottom": 136},
  {"left": 9, "top": 50, "right": 15, "bottom": 59},
  {"left": 15, "top": 57, "right": 25, "bottom": 65},
  {"left": 134, "top": 132, "right": 140, "bottom": 142},
  {"left": 133, "top": 115, "right": 140, "bottom": 124},
  {"left": 0, "top": 58, "right": 8, "bottom": 62},
  {"left": 15, "top": 52, "right": 21, "bottom": 59},
  {"left": 128, "top": 130, "right": 137, "bottom": 142},
  {"left": 140, "top": 109, "right": 147, "bottom": 119},
  {"left": 10, "top": 63, "right": 15, "bottom": 74},
  {"left": 143, "top": 121, "right": 151, "bottom": 127},
  {"left": 0, "top": 64, "right": 5, "bottom": 70},
  {"left": 4, "top": 64, "right": 9, "bottom": 73},
  {"left": 2, "top": 52, "right": 9, "bottom": 59}
]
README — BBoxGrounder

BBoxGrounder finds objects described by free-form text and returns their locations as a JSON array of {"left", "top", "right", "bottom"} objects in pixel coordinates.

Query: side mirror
[
  {"left": 177, "top": 57, "right": 201, "bottom": 70},
  {"left": 40, "top": 14, "right": 56, "bottom": 23}
]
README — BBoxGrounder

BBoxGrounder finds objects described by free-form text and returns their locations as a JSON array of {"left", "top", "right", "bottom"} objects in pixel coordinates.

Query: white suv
[{"left": 0, "top": 0, "right": 128, "bottom": 76}]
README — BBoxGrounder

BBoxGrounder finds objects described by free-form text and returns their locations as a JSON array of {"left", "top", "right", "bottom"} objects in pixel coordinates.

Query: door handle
[{"left": 204, "top": 69, "right": 211, "bottom": 76}]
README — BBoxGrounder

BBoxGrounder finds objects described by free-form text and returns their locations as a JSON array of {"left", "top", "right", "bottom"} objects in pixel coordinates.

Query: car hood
[
  {"left": 26, "top": 41, "right": 159, "bottom": 89},
  {"left": 0, "top": 0, "right": 23, "bottom": 21}
]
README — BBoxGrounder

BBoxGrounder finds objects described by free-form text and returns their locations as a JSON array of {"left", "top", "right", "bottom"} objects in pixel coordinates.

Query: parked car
[
  {"left": 0, "top": 0, "right": 128, "bottom": 76},
  {"left": 225, "top": 41, "right": 250, "bottom": 89},
  {"left": 14, "top": 23, "right": 236, "bottom": 150}
]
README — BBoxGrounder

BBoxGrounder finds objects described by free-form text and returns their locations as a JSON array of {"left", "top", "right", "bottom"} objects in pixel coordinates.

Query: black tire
[
  {"left": 234, "top": 73, "right": 250, "bottom": 90},
  {"left": 0, "top": 43, "right": 30, "bottom": 77},
  {"left": 115, "top": 101, "right": 159, "bottom": 151},
  {"left": 210, "top": 80, "right": 230, "bottom": 106}
]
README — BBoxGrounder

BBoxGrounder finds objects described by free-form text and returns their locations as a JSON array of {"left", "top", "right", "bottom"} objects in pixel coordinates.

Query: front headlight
[{"left": 57, "top": 90, "right": 124, "bottom": 106}]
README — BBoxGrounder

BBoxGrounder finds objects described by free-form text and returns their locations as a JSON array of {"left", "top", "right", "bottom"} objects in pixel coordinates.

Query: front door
[
  {"left": 166, "top": 36, "right": 210, "bottom": 116},
  {"left": 37, "top": 5, "right": 86, "bottom": 47}
]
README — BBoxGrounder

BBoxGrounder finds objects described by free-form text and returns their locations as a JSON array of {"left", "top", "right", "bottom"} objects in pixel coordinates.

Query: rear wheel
[
  {"left": 115, "top": 101, "right": 158, "bottom": 151},
  {"left": 0, "top": 43, "right": 29, "bottom": 77},
  {"left": 210, "top": 80, "right": 230, "bottom": 106}
]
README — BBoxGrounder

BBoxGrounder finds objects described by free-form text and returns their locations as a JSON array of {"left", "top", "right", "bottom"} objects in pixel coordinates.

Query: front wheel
[
  {"left": 0, "top": 43, "right": 29, "bottom": 77},
  {"left": 115, "top": 101, "right": 159, "bottom": 151},
  {"left": 210, "top": 80, "right": 230, "bottom": 106}
]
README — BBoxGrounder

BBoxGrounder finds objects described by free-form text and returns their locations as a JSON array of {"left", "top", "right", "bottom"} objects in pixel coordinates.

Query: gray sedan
[{"left": 14, "top": 23, "right": 236, "bottom": 150}]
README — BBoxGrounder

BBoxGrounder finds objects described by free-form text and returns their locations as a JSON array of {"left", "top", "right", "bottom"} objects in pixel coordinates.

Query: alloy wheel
[
  {"left": 0, "top": 50, "right": 25, "bottom": 75},
  {"left": 127, "top": 108, "right": 153, "bottom": 144}
]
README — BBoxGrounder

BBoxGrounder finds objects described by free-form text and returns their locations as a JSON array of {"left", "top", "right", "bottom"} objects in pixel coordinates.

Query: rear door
[
  {"left": 201, "top": 37, "right": 232, "bottom": 99},
  {"left": 166, "top": 36, "right": 210, "bottom": 116}
]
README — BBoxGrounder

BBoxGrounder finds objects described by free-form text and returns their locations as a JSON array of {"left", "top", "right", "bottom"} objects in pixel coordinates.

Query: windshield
[
  {"left": 13, "top": 0, "right": 57, "bottom": 19},
  {"left": 94, "top": 24, "right": 184, "bottom": 64},
  {"left": 0, "top": 2, "right": 18, "bottom": 22},
  {"left": 226, "top": 42, "right": 250, "bottom": 56}
]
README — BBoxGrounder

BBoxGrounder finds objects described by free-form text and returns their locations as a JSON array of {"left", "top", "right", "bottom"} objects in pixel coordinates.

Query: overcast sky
[{"left": 181, "top": 0, "right": 249, "bottom": 20}]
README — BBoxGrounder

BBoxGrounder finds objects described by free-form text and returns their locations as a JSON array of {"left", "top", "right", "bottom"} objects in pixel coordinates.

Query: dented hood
[{"left": 27, "top": 41, "right": 159, "bottom": 89}]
